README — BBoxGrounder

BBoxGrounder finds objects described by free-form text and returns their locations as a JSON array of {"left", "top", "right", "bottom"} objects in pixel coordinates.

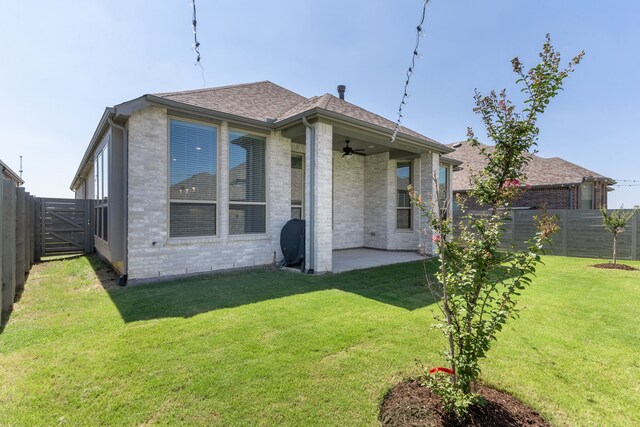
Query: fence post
[
  {"left": 632, "top": 213, "right": 638, "bottom": 261},
  {"left": 2, "top": 178, "right": 17, "bottom": 313},
  {"left": 511, "top": 209, "right": 516, "bottom": 247},
  {"left": 33, "top": 198, "right": 40, "bottom": 263},
  {"left": 561, "top": 210, "right": 568, "bottom": 256},
  {"left": 24, "top": 192, "right": 31, "bottom": 273},
  {"left": 39, "top": 199, "right": 46, "bottom": 259},
  {"left": 15, "top": 187, "right": 26, "bottom": 293}
]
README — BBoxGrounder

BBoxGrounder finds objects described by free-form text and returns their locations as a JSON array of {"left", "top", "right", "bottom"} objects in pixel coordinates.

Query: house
[
  {"left": 447, "top": 140, "right": 615, "bottom": 210},
  {"left": 70, "top": 81, "right": 455, "bottom": 282},
  {"left": 1, "top": 159, "right": 23, "bottom": 187}
]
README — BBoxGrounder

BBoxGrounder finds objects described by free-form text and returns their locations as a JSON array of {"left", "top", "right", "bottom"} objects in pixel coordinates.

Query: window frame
[
  {"left": 167, "top": 117, "right": 219, "bottom": 239},
  {"left": 228, "top": 128, "right": 268, "bottom": 236},
  {"left": 396, "top": 160, "right": 412, "bottom": 230},
  {"left": 580, "top": 181, "right": 595, "bottom": 210},
  {"left": 94, "top": 141, "right": 109, "bottom": 243},
  {"left": 291, "top": 153, "right": 304, "bottom": 220}
]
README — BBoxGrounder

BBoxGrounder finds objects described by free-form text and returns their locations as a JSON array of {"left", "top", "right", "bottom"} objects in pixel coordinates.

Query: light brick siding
[
  {"left": 363, "top": 153, "right": 389, "bottom": 249},
  {"left": 123, "top": 108, "right": 438, "bottom": 280},
  {"left": 332, "top": 152, "right": 364, "bottom": 249},
  {"left": 126, "top": 106, "right": 293, "bottom": 281}
]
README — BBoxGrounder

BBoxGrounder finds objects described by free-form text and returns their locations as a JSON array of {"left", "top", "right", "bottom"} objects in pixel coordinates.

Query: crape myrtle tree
[
  {"left": 408, "top": 35, "right": 584, "bottom": 416},
  {"left": 600, "top": 206, "right": 640, "bottom": 265}
]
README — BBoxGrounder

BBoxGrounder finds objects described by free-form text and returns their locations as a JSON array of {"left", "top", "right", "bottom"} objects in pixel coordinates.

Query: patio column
[
  {"left": 418, "top": 151, "right": 439, "bottom": 255},
  {"left": 305, "top": 121, "right": 333, "bottom": 272}
]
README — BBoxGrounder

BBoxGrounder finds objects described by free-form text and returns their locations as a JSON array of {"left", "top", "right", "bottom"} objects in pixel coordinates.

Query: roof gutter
[
  {"left": 275, "top": 108, "right": 453, "bottom": 154},
  {"left": 301, "top": 116, "right": 315, "bottom": 274}
]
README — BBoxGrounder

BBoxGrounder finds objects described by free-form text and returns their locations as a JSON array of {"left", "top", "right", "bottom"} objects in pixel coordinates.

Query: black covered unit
[{"left": 280, "top": 219, "right": 305, "bottom": 267}]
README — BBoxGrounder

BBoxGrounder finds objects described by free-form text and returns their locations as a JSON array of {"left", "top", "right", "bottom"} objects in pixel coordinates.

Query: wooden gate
[{"left": 38, "top": 198, "right": 93, "bottom": 257}]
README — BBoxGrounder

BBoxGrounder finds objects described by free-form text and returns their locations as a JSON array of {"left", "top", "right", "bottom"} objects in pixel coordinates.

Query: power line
[
  {"left": 391, "top": 0, "right": 431, "bottom": 143},
  {"left": 190, "top": 0, "right": 206, "bottom": 88}
]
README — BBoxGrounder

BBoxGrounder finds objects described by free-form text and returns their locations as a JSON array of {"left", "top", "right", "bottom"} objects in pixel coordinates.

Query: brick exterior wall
[
  {"left": 120, "top": 108, "right": 441, "bottom": 280},
  {"left": 126, "top": 106, "right": 292, "bottom": 281},
  {"left": 332, "top": 152, "right": 364, "bottom": 249}
]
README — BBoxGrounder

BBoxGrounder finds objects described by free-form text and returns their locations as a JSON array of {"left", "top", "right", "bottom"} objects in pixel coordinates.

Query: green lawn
[{"left": 0, "top": 255, "right": 638, "bottom": 426}]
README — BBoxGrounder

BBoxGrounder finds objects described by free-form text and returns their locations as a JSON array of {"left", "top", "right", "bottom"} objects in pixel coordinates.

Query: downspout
[
  {"left": 107, "top": 116, "right": 129, "bottom": 285},
  {"left": 302, "top": 116, "right": 315, "bottom": 274}
]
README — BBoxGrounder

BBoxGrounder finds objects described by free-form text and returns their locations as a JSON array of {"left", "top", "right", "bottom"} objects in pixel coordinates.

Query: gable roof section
[
  {"left": 447, "top": 140, "right": 615, "bottom": 191},
  {"left": 154, "top": 81, "right": 306, "bottom": 123},
  {"left": 276, "top": 93, "right": 440, "bottom": 144}
]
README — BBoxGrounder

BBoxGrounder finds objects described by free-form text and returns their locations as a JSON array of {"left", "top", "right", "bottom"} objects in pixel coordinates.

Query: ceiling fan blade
[
  {"left": 353, "top": 148, "right": 365, "bottom": 152},
  {"left": 353, "top": 151, "right": 366, "bottom": 156}
]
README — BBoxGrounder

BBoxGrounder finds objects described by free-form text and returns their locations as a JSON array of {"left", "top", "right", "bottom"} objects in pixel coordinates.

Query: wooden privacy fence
[
  {"left": 39, "top": 198, "right": 93, "bottom": 257},
  {"left": 455, "top": 209, "right": 640, "bottom": 261},
  {"left": 1, "top": 178, "right": 38, "bottom": 315},
  {"left": 1, "top": 178, "right": 95, "bottom": 318}
]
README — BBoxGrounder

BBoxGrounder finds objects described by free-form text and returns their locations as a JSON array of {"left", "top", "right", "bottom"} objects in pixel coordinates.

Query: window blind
[
  {"left": 229, "top": 131, "right": 266, "bottom": 234},
  {"left": 169, "top": 119, "right": 217, "bottom": 237}
]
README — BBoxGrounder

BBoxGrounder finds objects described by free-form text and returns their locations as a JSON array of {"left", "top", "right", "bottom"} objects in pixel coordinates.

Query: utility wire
[
  {"left": 190, "top": 0, "right": 206, "bottom": 88},
  {"left": 391, "top": 0, "right": 430, "bottom": 143}
]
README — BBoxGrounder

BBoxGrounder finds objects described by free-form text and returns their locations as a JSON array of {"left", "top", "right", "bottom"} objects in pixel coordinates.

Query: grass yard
[{"left": 0, "top": 255, "right": 638, "bottom": 426}]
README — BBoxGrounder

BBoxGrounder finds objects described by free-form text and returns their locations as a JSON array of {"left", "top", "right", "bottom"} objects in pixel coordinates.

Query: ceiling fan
[{"left": 342, "top": 139, "right": 366, "bottom": 158}]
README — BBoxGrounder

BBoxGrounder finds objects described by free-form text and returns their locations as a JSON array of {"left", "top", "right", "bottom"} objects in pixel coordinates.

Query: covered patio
[{"left": 331, "top": 248, "right": 425, "bottom": 273}]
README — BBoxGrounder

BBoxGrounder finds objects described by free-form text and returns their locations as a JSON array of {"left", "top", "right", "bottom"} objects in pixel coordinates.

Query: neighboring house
[
  {"left": 70, "top": 81, "right": 455, "bottom": 282},
  {"left": 1, "top": 159, "right": 23, "bottom": 187},
  {"left": 447, "top": 140, "right": 615, "bottom": 210}
]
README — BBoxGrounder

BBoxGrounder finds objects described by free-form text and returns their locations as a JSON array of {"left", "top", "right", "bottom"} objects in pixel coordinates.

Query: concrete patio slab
[{"left": 332, "top": 248, "right": 425, "bottom": 273}]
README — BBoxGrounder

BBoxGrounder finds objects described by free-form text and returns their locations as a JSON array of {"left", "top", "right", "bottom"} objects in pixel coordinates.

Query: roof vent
[
  {"left": 452, "top": 142, "right": 463, "bottom": 148},
  {"left": 337, "top": 85, "right": 346, "bottom": 100}
]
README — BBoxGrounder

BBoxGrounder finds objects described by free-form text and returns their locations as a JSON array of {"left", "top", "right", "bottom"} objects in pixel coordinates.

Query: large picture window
[
  {"left": 229, "top": 131, "right": 266, "bottom": 234},
  {"left": 169, "top": 119, "right": 217, "bottom": 237},
  {"left": 94, "top": 144, "right": 108, "bottom": 241},
  {"left": 397, "top": 161, "right": 412, "bottom": 229}
]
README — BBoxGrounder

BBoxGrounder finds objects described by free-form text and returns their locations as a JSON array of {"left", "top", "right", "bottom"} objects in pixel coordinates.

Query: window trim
[
  {"left": 167, "top": 117, "right": 220, "bottom": 239},
  {"left": 291, "top": 152, "right": 304, "bottom": 220},
  {"left": 396, "top": 160, "right": 412, "bottom": 230},
  {"left": 94, "top": 139, "right": 109, "bottom": 243},
  {"left": 579, "top": 181, "right": 595, "bottom": 210},
  {"left": 228, "top": 127, "right": 269, "bottom": 235}
]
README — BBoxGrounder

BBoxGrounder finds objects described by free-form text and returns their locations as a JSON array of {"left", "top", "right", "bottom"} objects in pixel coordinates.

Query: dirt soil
[
  {"left": 380, "top": 379, "right": 550, "bottom": 427},
  {"left": 590, "top": 263, "right": 638, "bottom": 271}
]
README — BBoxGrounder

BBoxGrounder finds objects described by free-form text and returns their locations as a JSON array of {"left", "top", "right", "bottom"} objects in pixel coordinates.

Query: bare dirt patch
[
  {"left": 590, "top": 263, "right": 638, "bottom": 271},
  {"left": 380, "top": 379, "right": 549, "bottom": 427}
]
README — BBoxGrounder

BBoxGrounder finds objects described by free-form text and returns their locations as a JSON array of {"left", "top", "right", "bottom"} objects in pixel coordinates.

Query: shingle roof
[
  {"left": 155, "top": 81, "right": 439, "bottom": 145},
  {"left": 155, "top": 81, "right": 306, "bottom": 123},
  {"left": 447, "top": 140, "right": 615, "bottom": 191}
]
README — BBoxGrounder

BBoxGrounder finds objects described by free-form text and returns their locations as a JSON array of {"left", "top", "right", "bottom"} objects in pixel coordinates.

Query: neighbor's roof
[
  {"left": 447, "top": 140, "right": 615, "bottom": 191},
  {"left": 0, "top": 159, "right": 24, "bottom": 186},
  {"left": 154, "top": 81, "right": 441, "bottom": 146}
]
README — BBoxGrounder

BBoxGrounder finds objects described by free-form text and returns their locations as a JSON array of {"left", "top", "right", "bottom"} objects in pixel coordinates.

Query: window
[
  {"left": 94, "top": 144, "right": 108, "bottom": 241},
  {"left": 438, "top": 164, "right": 450, "bottom": 218},
  {"left": 291, "top": 154, "right": 304, "bottom": 219},
  {"left": 397, "top": 161, "right": 412, "bottom": 229},
  {"left": 229, "top": 131, "right": 266, "bottom": 234},
  {"left": 580, "top": 182, "right": 594, "bottom": 209},
  {"left": 169, "top": 119, "right": 217, "bottom": 237}
]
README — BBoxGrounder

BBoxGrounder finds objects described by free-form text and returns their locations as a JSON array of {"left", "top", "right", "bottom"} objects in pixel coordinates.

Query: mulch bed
[
  {"left": 590, "top": 263, "right": 638, "bottom": 271},
  {"left": 380, "top": 379, "right": 549, "bottom": 427}
]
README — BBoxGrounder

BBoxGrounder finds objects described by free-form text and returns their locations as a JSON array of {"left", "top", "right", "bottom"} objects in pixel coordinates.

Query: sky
[{"left": 1, "top": 0, "right": 638, "bottom": 207}]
